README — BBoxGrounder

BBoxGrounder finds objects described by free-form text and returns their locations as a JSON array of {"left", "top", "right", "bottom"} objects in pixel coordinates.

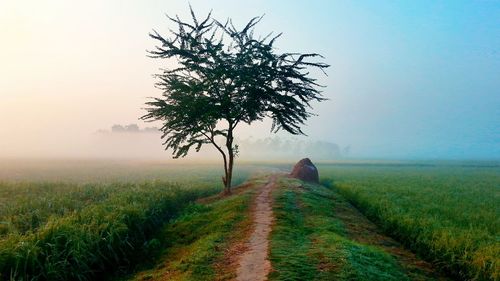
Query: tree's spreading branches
[{"left": 142, "top": 6, "right": 329, "bottom": 159}]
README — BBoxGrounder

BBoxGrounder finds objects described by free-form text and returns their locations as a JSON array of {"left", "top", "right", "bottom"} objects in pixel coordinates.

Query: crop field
[
  {"left": 319, "top": 162, "right": 500, "bottom": 281},
  {"left": 0, "top": 159, "right": 498, "bottom": 281},
  {"left": 0, "top": 159, "right": 263, "bottom": 280}
]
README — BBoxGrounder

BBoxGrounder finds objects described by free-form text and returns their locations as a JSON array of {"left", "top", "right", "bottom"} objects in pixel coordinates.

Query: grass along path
[
  {"left": 117, "top": 178, "right": 266, "bottom": 281},
  {"left": 319, "top": 165, "right": 499, "bottom": 281},
  {"left": 331, "top": 187, "right": 449, "bottom": 280},
  {"left": 269, "top": 176, "right": 449, "bottom": 280},
  {"left": 117, "top": 174, "right": 451, "bottom": 281}
]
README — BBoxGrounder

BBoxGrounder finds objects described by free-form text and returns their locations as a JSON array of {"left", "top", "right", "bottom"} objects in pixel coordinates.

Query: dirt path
[{"left": 235, "top": 176, "right": 276, "bottom": 281}]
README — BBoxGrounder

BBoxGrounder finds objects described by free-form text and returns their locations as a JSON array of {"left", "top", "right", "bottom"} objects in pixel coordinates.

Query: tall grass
[
  {"left": 0, "top": 159, "right": 260, "bottom": 184},
  {"left": 0, "top": 162, "right": 256, "bottom": 237},
  {"left": 319, "top": 163, "right": 500, "bottom": 281},
  {"left": 0, "top": 162, "right": 256, "bottom": 280},
  {"left": 0, "top": 181, "right": 218, "bottom": 280},
  {"left": 0, "top": 182, "right": 120, "bottom": 236}
]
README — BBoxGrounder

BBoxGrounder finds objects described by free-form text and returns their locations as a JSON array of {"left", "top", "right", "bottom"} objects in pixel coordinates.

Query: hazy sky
[{"left": 0, "top": 0, "right": 499, "bottom": 159}]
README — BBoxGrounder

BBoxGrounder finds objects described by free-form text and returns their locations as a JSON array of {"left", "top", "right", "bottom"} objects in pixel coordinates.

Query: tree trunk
[
  {"left": 221, "top": 154, "right": 233, "bottom": 194},
  {"left": 224, "top": 127, "right": 235, "bottom": 194},
  {"left": 226, "top": 150, "right": 234, "bottom": 194}
]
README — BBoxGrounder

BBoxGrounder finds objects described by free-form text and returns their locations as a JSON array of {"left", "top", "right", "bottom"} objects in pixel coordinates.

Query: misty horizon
[
  {"left": 1, "top": 121, "right": 497, "bottom": 161},
  {"left": 1, "top": 0, "right": 499, "bottom": 160}
]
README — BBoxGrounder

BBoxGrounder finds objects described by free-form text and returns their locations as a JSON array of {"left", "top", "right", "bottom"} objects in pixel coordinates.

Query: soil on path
[{"left": 235, "top": 175, "right": 276, "bottom": 281}]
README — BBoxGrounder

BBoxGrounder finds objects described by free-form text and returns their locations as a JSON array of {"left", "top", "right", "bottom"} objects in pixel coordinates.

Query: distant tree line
[
  {"left": 94, "top": 128, "right": 348, "bottom": 159},
  {"left": 236, "top": 137, "right": 349, "bottom": 160},
  {"left": 96, "top": 124, "right": 160, "bottom": 134}
]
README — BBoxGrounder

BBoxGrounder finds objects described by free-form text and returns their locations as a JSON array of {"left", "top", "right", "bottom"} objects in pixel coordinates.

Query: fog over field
[{"left": 1, "top": 0, "right": 498, "bottom": 160}]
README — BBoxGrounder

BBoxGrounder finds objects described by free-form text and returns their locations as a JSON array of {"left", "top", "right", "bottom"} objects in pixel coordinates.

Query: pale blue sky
[{"left": 0, "top": 0, "right": 498, "bottom": 159}]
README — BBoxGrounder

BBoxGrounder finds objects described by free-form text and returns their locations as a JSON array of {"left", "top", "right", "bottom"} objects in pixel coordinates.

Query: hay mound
[{"left": 290, "top": 158, "right": 319, "bottom": 183}]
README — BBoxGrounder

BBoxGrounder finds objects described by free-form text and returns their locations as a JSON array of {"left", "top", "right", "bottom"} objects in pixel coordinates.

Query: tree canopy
[{"left": 142, "top": 7, "right": 329, "bottom": 192}]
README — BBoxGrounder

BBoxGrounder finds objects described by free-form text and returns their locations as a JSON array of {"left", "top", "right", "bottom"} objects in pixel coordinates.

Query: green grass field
[
  {"left": 269, "top": 177, "right": 412, "bottom": 280},
  {"left": 0, "top": 181, "right": 215, "bottom": 280},
  {"left": 319, "top": 162, "right": 499, "bottom": 281},
  {"left": 0, "top": 159, "right": 498, "bottom": 280},
  {"left": 0, "top": 160, "right": 260, "bottom": 280},
  {"left": 116, "top": 178, "right": 263, "bottom": 281}
]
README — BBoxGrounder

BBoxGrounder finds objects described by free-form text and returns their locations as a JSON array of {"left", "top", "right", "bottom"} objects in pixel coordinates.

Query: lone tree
[{"left": 142, "top": 7, "right": 329, "bottom": 193}]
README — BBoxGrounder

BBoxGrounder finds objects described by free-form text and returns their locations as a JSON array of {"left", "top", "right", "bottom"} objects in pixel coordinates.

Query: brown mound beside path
[
  {"left": 235, "top": 175, "right": 276, "bottom": 281},
  {"left": 290, "top": 157, "right": 319, "bottom": 183}
]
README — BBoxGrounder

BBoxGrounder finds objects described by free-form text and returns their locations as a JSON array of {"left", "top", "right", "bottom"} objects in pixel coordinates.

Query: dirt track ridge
[{"left": 236, "top": 176, "right": 276, "bottom": 281}]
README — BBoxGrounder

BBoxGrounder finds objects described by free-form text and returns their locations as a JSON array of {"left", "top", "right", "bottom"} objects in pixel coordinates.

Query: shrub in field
[{"left": 0, "top": 181, "right": 218, "bottom": 281}]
